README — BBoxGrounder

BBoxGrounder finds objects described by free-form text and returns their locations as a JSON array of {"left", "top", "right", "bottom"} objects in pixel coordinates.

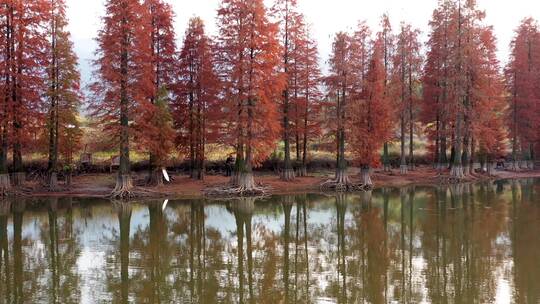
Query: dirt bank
[{"left": 21, "top": 165, "right": 540, "bottom": 199}]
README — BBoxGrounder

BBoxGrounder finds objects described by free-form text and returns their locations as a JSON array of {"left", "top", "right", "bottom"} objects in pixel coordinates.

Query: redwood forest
[{"left": 0, "top": 0, "right": 539, "bottom": 198}]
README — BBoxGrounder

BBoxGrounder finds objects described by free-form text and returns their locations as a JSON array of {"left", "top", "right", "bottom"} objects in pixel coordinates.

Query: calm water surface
[{"left": 0, "top": 178, "right": 539, "bottom": 303}]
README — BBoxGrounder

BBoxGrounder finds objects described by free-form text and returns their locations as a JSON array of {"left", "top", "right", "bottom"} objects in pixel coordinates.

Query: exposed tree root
[
  {"left": 11, "top": 172, "right": 26, "bottom": 186},
  {"left": 206, "top": 172, "right": 269, "bottom": 197},
  {"left": 400, "top": 165, "right": 408, "bottom": 175},
  {"left": 296, "top": 166, "right": 308, "bottom": 177},
  {"left": 463, "top": 165, "right": 470, "bottom": 177},
  {"left": 205, "top": 183, "right": 270, "bottom": 197},
  {"left": 450, "top": 165, "right": 465, "bottom": 180},
  {"left": 42, "top": 172, "right": 61, "bottom": 192},
  {"left": 110, "top": 175, "right": 135, "bottom": 199},
  {"left": 320, "top": 169, "right": 372, "bottom": 192},
  {"left": 510, "top": 161, "right": 519, "bottom": 171},
  {"left": 0, "top": 174, "right": 11, "bottom": 196},
  {"left": 280, "top": 168, "right": 296, "bottom": 181},
  {"left": 146, "top": 169, "right": 165, "bottom": 187}
]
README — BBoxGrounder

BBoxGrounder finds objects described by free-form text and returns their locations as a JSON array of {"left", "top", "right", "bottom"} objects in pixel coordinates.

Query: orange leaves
[
  {"left": 216, "top": 0, "right": 284, "bottom": 167},
  {"left": 349, "top": 40, "right": 394, "bottom": 167},
  {"left": 506, "top": 18, "right": 540, "bottom": 155},
  {"left": 89, "top": 0, "right": 150, "bottom": 147},
  {"left": 173, "top": 17, "right": 221, "bottom": 167}
]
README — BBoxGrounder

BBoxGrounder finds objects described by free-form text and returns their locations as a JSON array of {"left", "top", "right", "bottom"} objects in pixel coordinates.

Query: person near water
[{"left": 225, "top": 154, "right": 234, "bottom": 176}]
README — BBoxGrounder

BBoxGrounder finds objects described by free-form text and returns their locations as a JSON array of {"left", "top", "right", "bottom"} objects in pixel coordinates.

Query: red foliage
[
  {"left": 349, "top": 40, "right": 393, "bottom": 167},
  {"left": 173, "top": 17, "right": 221, "bottom": 179},
  {"left": 216, "top": 0, "right": 284, "bottom": 169},
  {"left": 0, "top": 0, "right": 50, "bottom": 172},
  {"left": 422, "top": 0, "right": 508, "bottom": 171},
  {"left": 290, "top": 28, "right": 323, "bottom": 166},
  {"left": 88, "top": 0, "right": 151, "bottom": 175},
  {"left": 136, "top": 0, "right": 177, "bottom": 170},
  {"left": 505, "top": 18, "right": 540, "bottom": 161}
]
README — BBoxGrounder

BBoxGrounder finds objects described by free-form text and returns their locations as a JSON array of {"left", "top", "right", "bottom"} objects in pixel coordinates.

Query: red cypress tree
[
  {"left": 272, "top": 0, "right": 302, "bottom": 181},
  {"left": 391, "top": 23, "right": 422, "bottom": 174},
  {"left": 324, "top": 32, "right": 353, "bottom": 189},
  {"left": 422, "top": 0, "right": 503, "bottom": 178},
  {"left": 45, "top": 0, "right": 83, "bottom": 189},
  {"left": 474, "top": 28, "right": 506, "bottom": 174},
  {"left": 349, "top": 40, "right": 393, "bottom": 186},
  {"left": 0, "top": 0, "right": 50, "bottom": 189},
  {"left": 89, "top": 0, "right": 151, "bottom": 198},
  {"left": 138, "top": 0, "right": 177, "bottom": 185},
  {"left": 216, "top": 0, "right": 284, "bottom": 193},
  {"left": 291, "top": 27, "right": 322, "bottom": 177},
  {"left": 174, "top": 17, "right": 221, "bottom": 181},
  {"left": 378, "top": 14, "right": 395, "bottom": 173},
  {"left": 505, "top": 18, "right": 540, "bottom": 170}
]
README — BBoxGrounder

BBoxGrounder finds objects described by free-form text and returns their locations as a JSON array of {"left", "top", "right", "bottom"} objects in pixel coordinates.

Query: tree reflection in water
[
  {"left": 0, "top": 179, "right": 538, "bottom": 303},
  {"left": 0, "top": 200, "right": 11, "bottom": 304}
]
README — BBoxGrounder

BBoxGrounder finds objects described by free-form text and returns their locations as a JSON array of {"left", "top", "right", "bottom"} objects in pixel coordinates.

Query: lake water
[{"left": 0, "top": 178, "right": 539, "bottom": 303}]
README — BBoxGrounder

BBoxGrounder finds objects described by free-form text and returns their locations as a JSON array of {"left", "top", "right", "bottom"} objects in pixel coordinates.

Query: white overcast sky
[{"left": 66, "top": 0, "right": 540, "bottom": 88}]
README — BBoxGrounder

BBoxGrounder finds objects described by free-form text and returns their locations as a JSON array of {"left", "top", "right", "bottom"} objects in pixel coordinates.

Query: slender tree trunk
[
  {"left": 335, "top": 84, "right": 349, "bottom": 185},
  {"left": 113, "top": 15, "right": 133, "bottom": 198},
  {"left": 435, "top": 112, "right": 440, "bottom": 170},
  {"left": 47, "top": 12, "right": 59, "bottom": 190},
  {"left": 281, "top": 5, "right": 294, "bottom": 181},
  {"left": 408, "top": 77, "right": 414, "bottom": 171},
  {"left": 511, "top": 73, "right": 519, "bottom": 171},
  {"left": 529, "top": 144, "right": 535, "bottom": 170},
  {"left": 383, "top": 142, "right": 391, "bottom": 172},
  {"left": 0, "top": 9, "right": 12, "bottom": 193},
  {"left": 12, "top": 61, "right": 24, "bottom": 186},
  {"left": 440, "top": 124, "right": 448, "bottom": 168},
  {"left": 399, "top": 50, "right": 407, "bottom": 175},
  {"left": 400, "top": 112, "right": 407, "bottom": 174},
  {"left": 300, "top": 100, "right": 309, "bottom": 177},
  {"left": 469, "top": 137, "right": 475, "bottom": 175},
  {"left": 451, "top": 112, "right": 464, "bottom": 178},
  {"left": 461, "top": 133, "right": 470, "bottom": 176},
  {"left": 360, "top": 165, "right": 373, "bottom": 187},
  {"left": 189, "top": 76, "right": 195, "bottom": 179}
]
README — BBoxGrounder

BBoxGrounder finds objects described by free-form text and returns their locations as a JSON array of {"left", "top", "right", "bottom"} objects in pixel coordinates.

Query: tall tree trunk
[
  {"left": 282, "top": 87, "right": 295, "bottom": 180},
  {"left": 440, "top": 130, "right": 448, "bottom": 167},
  {"left": 408, "top": 75, "right": 414, "bottom": 171},
  {"left": 47, "top": 12, "right": 59, "bottom": 190},
  {"left": 12, "top": 42, "right": 24, "bottom": 186},
  {"left": 400, "top": 112, "right": 407, "bottom": 174},
  {"left": 281, "top": 5, "right": 294, "bottom": 181},
  {"left": 451, "top": 112, "right": 464, "bottom": 178},
  {"left": 335, "top": 85, "right": 349, "bottom": 185},
  {"left": 435, "top": 113, "right": 440, "bottom": 170},
  {"left": 300, "top": 100, "right": 309, "bottom": 177},
  {"left": 383, "top": 142, "right": 391, "bottom": 172},
  {"left": 113, "top": 16, "right": 133, "bottom": 198},
  {"left": 0, "top": 9, "right": 12, "bottom": 193},
  {"left": 511, "top": 73, "right": 519, "bottom": 171},
  {"left": 469, "top": 136, "right": 475, "bottom": 175},
  {"left": 400, "top": 51, "right": 407, "bottom": 175}
]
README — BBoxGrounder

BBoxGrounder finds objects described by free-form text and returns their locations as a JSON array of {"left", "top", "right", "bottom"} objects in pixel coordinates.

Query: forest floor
[{"left": 22, "top": 165, "right": 540, "bottom": 199}]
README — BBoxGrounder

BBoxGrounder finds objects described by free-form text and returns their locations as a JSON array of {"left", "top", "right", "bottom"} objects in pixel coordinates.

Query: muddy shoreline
[{"left": 18, "top": 166, "right": 540, "bottom": 200}]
